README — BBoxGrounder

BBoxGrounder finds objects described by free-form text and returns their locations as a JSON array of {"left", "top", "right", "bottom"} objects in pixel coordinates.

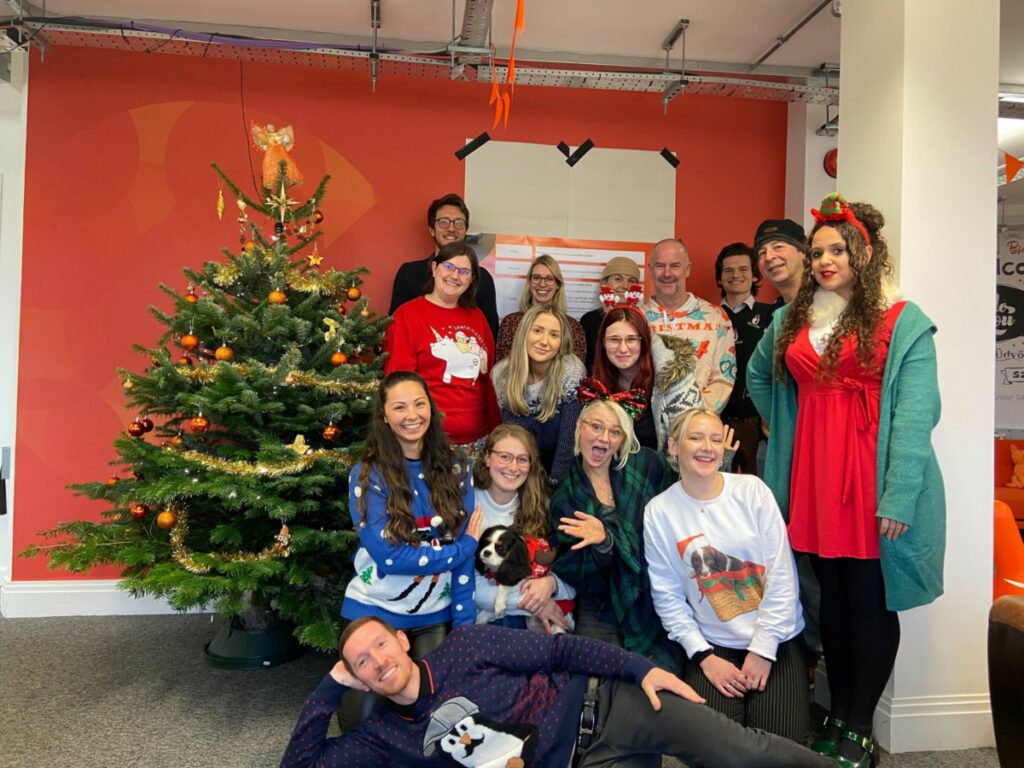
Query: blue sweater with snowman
[{"left": 341, "top": 458, "right": 477, "bottom": 628}]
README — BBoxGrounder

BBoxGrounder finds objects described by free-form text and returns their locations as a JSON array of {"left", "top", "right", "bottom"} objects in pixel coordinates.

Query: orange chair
[{"left": 994, "top": 500, "right": 1024, "bottom": 601}]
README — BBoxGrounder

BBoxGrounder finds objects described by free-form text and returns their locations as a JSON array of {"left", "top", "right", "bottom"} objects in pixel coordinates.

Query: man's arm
[
  {"left": 702, "top": 308, "right": 737, "bottom": 412},
  {"left": 477, "top": 267, "right": 500, "bottom": 338},
  {"left": 389, "top": 261, "right": 423, "bottom": 316},
  {"left": 280, "top": 665, "right": 387, "bottom": 768}
]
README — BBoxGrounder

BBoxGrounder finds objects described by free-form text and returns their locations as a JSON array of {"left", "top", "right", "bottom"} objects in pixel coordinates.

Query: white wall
[
  {"left": 785, "top": 102, "right": 837, "bottom": 229},
  {"left": 0, "top": 50, "right": 27, "bottom": 583}
]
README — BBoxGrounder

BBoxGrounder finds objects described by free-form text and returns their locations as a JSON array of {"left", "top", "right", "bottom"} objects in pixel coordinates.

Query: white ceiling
[{"left": 9, "top": 0, "right": 1024, "bottom": 194}]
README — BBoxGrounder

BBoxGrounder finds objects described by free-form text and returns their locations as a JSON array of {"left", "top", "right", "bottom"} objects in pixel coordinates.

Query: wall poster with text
[{"left": 996, "top": 225, "right": 1024, "bottom": 429}]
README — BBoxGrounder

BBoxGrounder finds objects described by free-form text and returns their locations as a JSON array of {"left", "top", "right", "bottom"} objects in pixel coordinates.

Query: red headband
[
  {"left": 811, "top": 193, "right": 871, "bottom": 246},
  {"left": 577, "top": 377, "right": 647, "bottom": 420}
]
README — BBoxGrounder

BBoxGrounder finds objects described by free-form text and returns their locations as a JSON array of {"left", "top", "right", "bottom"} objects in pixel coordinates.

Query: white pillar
[
  {"left": 0, "top": 49, "right": 28, "bottom": 583},
  {"left": 838, "top": 0, "right": 998, "bottom": 752}
]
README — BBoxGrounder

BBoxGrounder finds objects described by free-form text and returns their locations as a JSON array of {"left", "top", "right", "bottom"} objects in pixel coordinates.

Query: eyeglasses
[
  {"left": 435, "top": 217, "right": 467, "bottom": 230},
  {"left": 438, "top": 261, "right": 473, "bottom": 278},
  {"left": 579, "top": 419, "right": 624, "bottom": 441},
  {"left": 530, "top": 274, "right": 559, "bottom": 286},
  {"left": 604, "top": 335, "right": 643, "bottom": 349},
  {"left": 489, "top": 450, "right": 531, "bottom": 468}
]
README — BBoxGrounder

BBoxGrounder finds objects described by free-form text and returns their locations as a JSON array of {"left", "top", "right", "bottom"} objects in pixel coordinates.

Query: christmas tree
[{"left": 21, "top": 125, "right": 386, "bottom": 654}]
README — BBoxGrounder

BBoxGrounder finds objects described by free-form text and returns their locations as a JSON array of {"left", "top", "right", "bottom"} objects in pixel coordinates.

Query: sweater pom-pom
[{"left": 430, "top": 515, "right": 443, "bottom": 528}]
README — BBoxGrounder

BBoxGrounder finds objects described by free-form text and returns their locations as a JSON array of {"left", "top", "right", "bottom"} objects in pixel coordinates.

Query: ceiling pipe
[{"left": 750, "top": 0, "right": 832, "bottom": 73}]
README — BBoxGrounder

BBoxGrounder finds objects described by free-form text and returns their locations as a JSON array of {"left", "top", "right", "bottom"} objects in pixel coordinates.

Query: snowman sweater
[
  {"left": 280, "top": 624, "right": 654, "bottom": 768},
  {"left": 342, "top": 458, "right": 478, "bottom": 628}
]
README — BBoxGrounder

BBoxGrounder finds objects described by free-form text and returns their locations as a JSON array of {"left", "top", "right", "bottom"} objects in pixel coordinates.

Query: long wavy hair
[
  {"left": 357, "top": 371, "right": 469, "bottom": 544},
  {"left": 518, "top": 254, "right": 568, "bottom": 314},
  {"left": 472, "top": 424, "right": 551, "bottom": 538},
  {"left": 501, "top": 304, "right": 574, "bottom": 422},
  {"left": 775, "top": 202, "right": 894, "bottom": 380},
  {"left": 592, "top": 306, "right": 655, "bottom": 401}
]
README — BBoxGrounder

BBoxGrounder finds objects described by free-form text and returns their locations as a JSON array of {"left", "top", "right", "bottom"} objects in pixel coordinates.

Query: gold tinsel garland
[
  {"left": 179, "top": 448, "right": 353, "bottom": 477},
  {"left": 212, "top": 258, "right": 350, "bottom": 300},
  {"left": 170, "top": 508, "right": 291, "bottom": 575},
  {"left": 175, "top": 362, "right": 377, "bottom": 397}
]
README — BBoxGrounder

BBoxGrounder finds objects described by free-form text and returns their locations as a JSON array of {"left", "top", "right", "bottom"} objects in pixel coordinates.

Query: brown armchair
[{"left": 989, "top": 595, "right": 1024, "bottom": 766}]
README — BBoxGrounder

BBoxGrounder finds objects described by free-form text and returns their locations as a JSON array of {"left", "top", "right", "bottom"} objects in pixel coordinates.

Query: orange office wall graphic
[{"left": 15, "top": 44, "right": 786, "bottom": 579}]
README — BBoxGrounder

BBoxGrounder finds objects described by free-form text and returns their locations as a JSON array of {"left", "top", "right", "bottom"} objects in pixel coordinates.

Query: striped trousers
[{"left": 680, "top": 636, "right": 810, "bottom": 743}]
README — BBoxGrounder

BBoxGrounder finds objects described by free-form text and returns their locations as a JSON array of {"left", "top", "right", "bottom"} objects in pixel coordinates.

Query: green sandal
[
  {"left": 830, "top": 729, "right": 879, "bottom": 768},
  {"left": 810, "top": 716, "right": 846, "bottom": 756}
]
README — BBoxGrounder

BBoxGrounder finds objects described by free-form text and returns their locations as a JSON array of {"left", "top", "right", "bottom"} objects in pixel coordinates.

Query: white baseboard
[
  {"left": 876, "top": 691, "right": 995, "bottom": 752},
  {"left": 0, "top": 576, "right": 205, "bottom": 617},
  {"left": 814, "top": 662, "right": 994, "bottom": 752}
]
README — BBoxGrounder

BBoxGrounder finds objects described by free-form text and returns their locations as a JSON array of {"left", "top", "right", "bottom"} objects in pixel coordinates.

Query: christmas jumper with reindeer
[
  {"left": 341, "top": 458, "right": 477, "bottom": 628},
  {"left": 643, "top": 474, "right": 804, "bottom": 661},
  {"left": 384, "top": 296, "right": 500, "bottom": 445}
]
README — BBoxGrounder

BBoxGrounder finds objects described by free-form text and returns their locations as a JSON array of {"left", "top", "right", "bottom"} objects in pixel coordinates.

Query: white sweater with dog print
[{"left": 643, "top": 474, "right": 803, "bottom": 661}]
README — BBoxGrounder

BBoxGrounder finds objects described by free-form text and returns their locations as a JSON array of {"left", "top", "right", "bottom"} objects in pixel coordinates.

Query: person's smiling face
[
  {"left": 342, "top": 622, "right": 416, "bottom": 698},
  {"left": 810, "top": 226, "right": 866, "bottom": 300},
  {"left": 382, "top": 379, "right": 431, "bottom": 456}
]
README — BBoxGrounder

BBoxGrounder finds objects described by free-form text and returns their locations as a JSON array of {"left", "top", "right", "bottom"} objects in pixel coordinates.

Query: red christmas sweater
[{"left": 384, "top": 297, "right": 501, "bottom": 444}]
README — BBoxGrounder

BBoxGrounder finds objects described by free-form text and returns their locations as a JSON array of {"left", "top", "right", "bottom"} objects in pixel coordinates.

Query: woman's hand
[
  {"left": 533, "top": 600, "right": 570, "bottom": 632},
  {"left": 465, "top": 505, "right": 483, "bottom": 542},
  {"left": 878, "top": 517, "right": 909, "bottom": 541},
  {"left": 699, "top": 654, "right": 749, "bottom": 698},
  {"left": 558, "top": 511, "right": 607, "bottom": 550},
  {"left": 741, "top": 652, "right": 773, "bottom": 691},
  {"left": 518, "top": 575, "right": 556, "bottom": 614},
  {"left": 722, "top": 424, "right": 740, "bottom": 454}
]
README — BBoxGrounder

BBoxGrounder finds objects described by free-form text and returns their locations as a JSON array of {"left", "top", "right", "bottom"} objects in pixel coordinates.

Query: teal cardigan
[{"left": 747, "top": 301, "right": 945, "bottom": 611}]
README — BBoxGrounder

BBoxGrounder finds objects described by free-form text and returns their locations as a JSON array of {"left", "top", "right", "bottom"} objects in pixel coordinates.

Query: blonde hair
[
  {"left": 573, "top": 400, "right": 640, "bottom": 471},
  {"left": 518, "top": 254, "right": 567, "bottom": 314},
  {"left": 502, "top": 304, "right": 573, "bottom": 422},
  {"left": 668, "top": 408, "right": 722, "bottom": 443}
]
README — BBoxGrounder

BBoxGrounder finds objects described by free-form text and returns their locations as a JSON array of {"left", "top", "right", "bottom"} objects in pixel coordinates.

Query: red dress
[{"left": 785, "top": 303, "right": 905, "bottom": 559}]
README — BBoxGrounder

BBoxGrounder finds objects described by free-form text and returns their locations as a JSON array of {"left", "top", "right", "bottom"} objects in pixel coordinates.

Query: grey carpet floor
[{"left": 0, "top": 613, "right": 1001, "bottom": 768}]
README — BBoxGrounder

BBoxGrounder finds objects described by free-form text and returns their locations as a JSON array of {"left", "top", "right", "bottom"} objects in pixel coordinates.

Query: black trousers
[
  {"left": 579, "top": 678, "right": 832, "bottom": 768},
  {"left": 809, "top": 555, "right": 900, "bottom": 735},
  {"left": 336, "top": 621, "right": 448, "bottom": 732}
]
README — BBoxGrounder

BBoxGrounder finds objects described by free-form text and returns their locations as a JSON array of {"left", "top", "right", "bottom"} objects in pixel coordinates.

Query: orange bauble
[
  {"left": 180, "top": 334, "right": 199, "bottom": 351},
  {"left": 156, "top": 510, "right": 178, "bottom": 529},
  {"left": 322, "top": 423, "right": 341, "bottom": 442},
  {"left": 177, "top": 355, "right": 193, "bottom": 366},
  {"left": 337, "top": 304, "right": 347, "bottom": 316},
  {"left": 330, "top": 351, "right": 348, "bottom": 366},
  {"left": 268, "top": 289, "right": 287, "bottom": 304},
  {"left": 215, "top": 344, "right": 235, "bottom": 362},
  {"left": 129, "top": 503, "right": 148, "bottom": 521},
  {"left": 170, "top": 435, "right": 184, "bottom": 447},
  {"left": 105, "top": 475, "right": 119, "bottom": 485},
  {"left": 185, "top": 292, "right": 199, "bottom": 304},
  {"left": 190, "top": 415, "right": 211, "bottom": 434},
  {"left": 346, "top": 286, "right": 362, "bottom": 301}
]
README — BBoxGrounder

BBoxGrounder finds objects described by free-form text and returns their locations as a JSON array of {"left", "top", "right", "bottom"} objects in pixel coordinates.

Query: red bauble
[
  {"left": 177, "top": 355, "right": 193, "bottom": 367},
  {"left": 127, "top": 420, "right": 146, "bottom": 437},
  {"left": 129, "top": 503, "right": 148, "bottom": 521},
  {"left": 156, "top": 510, "right": 178, "bottom": 530},
  {"left": 337, "top": 304, "right": 347, "bottom": 316},
  {"left": 139, "top": 417, "right": 154, "bottom": 433},
  {"left": 313, "top": 210, "right": 324, "bottom": 224},
  {"left": 346, "top": 286, "right": 362, "bottom": 301},
  {"left": 330, "top": 351, "right": 348, "bottom": 366},
  {"left": 190, "top": 415, "right": 211, "bottom": 434},
  {"left": 268, "top": 289, "right": 287, "bottom": 305},
  {"left": 322, "top": 423, "right": 341, "bottom": 442},
  {"left": 180, "top": 334, "right": 199, "bottom": 351},
  {"left": 215, "top": 344, "right": 235, "bottom": 362}
]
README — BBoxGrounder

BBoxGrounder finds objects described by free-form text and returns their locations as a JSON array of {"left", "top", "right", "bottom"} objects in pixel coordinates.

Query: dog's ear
[{"left": 500, "top": 534, "right": 533, "bottom": 580}]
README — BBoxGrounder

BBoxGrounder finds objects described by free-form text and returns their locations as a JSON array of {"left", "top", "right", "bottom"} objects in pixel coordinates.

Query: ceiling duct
[{"left": 450, "top": 0, "right": 494, "bottom": 73}]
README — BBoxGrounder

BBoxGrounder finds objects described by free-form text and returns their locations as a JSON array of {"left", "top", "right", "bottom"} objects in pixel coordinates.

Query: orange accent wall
[{"left": 14, "top": 45, "right": 787, "bottom": 579}]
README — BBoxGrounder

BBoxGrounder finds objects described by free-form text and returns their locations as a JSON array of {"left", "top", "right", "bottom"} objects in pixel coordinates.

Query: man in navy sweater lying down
[{"left": 281, "top": 617, "right": 830, "bottom": 768}]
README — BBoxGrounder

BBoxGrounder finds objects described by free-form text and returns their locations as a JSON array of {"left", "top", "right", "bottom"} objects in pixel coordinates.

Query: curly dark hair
[
  {"left": 357, "top": 371, "right": 469, "bottom": 545},
  {"left": 774, "top": 202, "right": 894, "bottom": 380}
]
